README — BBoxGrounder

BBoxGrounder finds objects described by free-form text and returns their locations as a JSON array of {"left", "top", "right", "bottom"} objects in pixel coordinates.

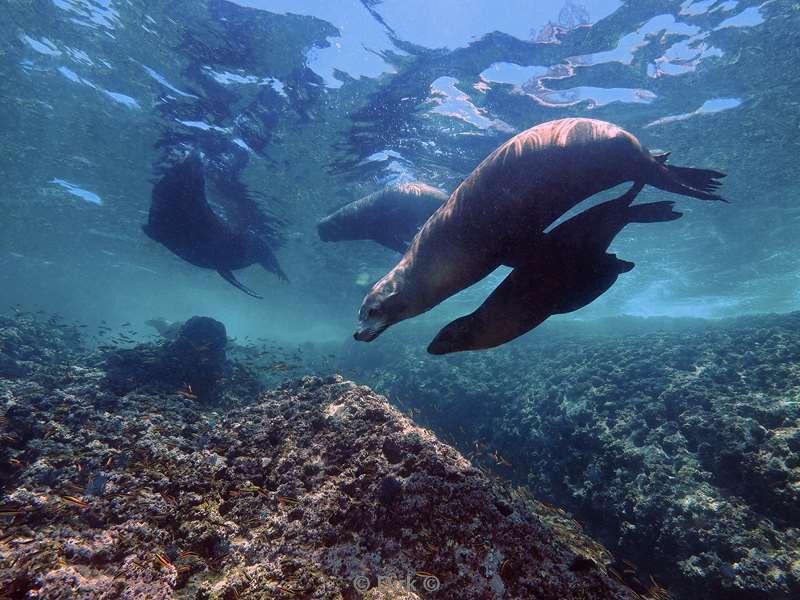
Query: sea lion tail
[
  {"left": 626, "top": 201, "right": 682, "bottom": 224},
  {"left": 667, "top": 165, "right": 726, "bottom": 193}
]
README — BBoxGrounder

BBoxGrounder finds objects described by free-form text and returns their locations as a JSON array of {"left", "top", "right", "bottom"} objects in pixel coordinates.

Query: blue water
[
  {"left": 1, "top": 0, "right": 796, "bottom": 345},
  {"left": 2, "top": 3, "right": 800, "bottom": 599}
]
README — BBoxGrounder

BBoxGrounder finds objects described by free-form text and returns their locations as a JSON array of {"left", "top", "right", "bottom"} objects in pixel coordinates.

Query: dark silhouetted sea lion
[
  {"left": 142, "top": 152, "right": 287, "bottom": 298},
  {"left": 354, "top": 118, "right": 726, "bottom": 342},
  {"left": 427, "top": 183, "right": 681, "bottom": 354},
  {"left": 317, "top": 182, "right": 448, "bottom": 253}
]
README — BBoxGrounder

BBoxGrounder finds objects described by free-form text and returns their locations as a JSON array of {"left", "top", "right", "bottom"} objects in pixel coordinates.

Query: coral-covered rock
[
  {"left": 339, "top": 314, "right": 800, "bottom": 600},
  {"left": 102, "top": 316, "right": 228, "bottom": 401},
  {"left": 0, "top": 362, "right": 638, "bottom": 599}
]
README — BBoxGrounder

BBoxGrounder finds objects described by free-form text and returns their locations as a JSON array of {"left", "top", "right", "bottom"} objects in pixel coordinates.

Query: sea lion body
[
  {"left": 317, "top": 182, "right": 448, "bottom": 253},
  {"left": 427, "top": 183, "right": 682, "bottom": 354},
  {"left": 355, "top": 118, "right": 725, "bottom": 341},
  {"left": 143, "top": 152, "right": 286, "bottom": 298}
]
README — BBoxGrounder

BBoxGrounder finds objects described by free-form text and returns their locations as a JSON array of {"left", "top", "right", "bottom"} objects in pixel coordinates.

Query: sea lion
[
  {"left": 145, "top": 318, "right": 182, "bottom": 340},
  {"left": 427, "top": 183, "right": 681, "bottom": 354},
  {"left": 317, "top": 182, "right": 448, "bottom": 253},
  {"left": 142, "top": 152, "right": 287, "bottom": 299},
  {"left": 354, "top": 118, "right": 726, "bottom": 342}
]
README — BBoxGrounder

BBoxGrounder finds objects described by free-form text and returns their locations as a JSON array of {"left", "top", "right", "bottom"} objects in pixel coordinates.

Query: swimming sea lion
[
  {"left": 317, "top": 182, "right": 448, "bottom": 253},
  {"left": 354, "top": 118, "right": 726, "bottom": 341},
  {"left": 142, "top": 152, "right": 287, "bottom": 299},
  {"left": 427, "top": 183, "right": 681, "bottom": 354}
]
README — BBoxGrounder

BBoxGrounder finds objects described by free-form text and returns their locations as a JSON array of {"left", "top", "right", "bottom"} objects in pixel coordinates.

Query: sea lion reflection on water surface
[{"left": 354, "top": 118, "right": 727, "bottom": 346}]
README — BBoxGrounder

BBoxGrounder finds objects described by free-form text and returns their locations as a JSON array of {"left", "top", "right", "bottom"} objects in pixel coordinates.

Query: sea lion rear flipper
[
  {"left": 257, "top": 246, "right": 289, "bottom": 283},
  {"left": 654, "top": 163, "right": 728, "bottom": 202},
  {"left": 216, "top": 269, "right": 264, "bottom": 299}
]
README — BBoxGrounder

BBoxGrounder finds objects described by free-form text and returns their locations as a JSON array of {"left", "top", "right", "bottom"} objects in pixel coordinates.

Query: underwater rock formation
[
  {"left": 340, "top": 314, "right": 800, "bottom": 600},
  {"left": 0, "top": 322, "right": 643, "bottom": 599},
  {"left": 0, "top": 315, "right": 84, "bottom": 379},
  {"left": 103, "top": 316, "right": 228, "bottom": 401}
]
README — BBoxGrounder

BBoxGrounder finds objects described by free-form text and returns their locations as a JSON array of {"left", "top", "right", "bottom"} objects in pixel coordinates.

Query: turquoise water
[
  {"left": 2, "top": 3, "right": 800, "bottom": 600},
  {"left": 2, "top": 1, "right": 797, "bottom": 344}
]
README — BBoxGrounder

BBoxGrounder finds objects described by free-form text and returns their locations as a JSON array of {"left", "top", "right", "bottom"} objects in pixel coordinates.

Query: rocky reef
[
  {"left": 103, "top": 316, "right": 230, "bottom": 401},
  {"left": 0, "top": 314, "right": 83, "bottom": 380},
  {"left": 0, "top": 315, "right": 646, "bottom": 599},
  {"left": 339, "top": 313, "right": 800, "bottom": 600}
]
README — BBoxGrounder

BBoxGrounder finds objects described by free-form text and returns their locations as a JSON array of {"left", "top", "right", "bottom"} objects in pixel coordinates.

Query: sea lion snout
[
  {"left": 353, "top": 327, "right": 377, "bottom": 342},
  {"left": 354, "top": 290, "right": 402, "bottom": 342},
  {"left": 316, "top": 218, "right": 335, "bottom": 242},
  {"left": 354, "top": 312, "right": 389, "bottom": 342}
]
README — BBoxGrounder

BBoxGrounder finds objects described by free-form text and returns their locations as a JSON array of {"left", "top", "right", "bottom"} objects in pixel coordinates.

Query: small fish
[
  {"left": 62, "top": 495, "right": 90, "bottom": 508},
  {"left": 492, "top": 450, "right": 512, "bottom": 467},
  {"left": 499, "top": 560, "right": 511, "bottom": 576},
  {"left": 239, "top": 486, "right": 268, "bottom": 497},
  {"left": 11, "top": 536, "right": 35, "bottom": 545},
  {"left": 64, "top": 482, "right": 84, "bottom": 494},
  {"left": 608, "top": 566, "right": 624, "bottom": 583},
  {"left": 155, "top": 552, "right": 173, "bottom": 569},
  {"left": 178, "top": 383, "right": 197, "bottom": 400}
]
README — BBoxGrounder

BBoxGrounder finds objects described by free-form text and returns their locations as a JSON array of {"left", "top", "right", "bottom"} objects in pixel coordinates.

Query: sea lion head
[
  {"left": 316, "top": 209, "right": 352, "bottom": 243},
  {"left": 353, "top": 277, "right": 409, "bottom": 342}
]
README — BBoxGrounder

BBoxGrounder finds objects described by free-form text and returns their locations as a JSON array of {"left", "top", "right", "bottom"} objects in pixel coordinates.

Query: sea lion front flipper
[
  {"left": 375, "top": 235, "right": 410, "bottom": 254},
  {"left": 427, "top": 266, "right": 554, "bottom": 355},
  {"left": 216, "top": 269, "right": 264, "bottom": 299}
]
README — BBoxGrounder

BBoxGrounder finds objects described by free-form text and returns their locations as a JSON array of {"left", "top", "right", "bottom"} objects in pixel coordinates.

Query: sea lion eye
[{"left": 366, "top": 307, "right": 379, "bottom": 318}]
